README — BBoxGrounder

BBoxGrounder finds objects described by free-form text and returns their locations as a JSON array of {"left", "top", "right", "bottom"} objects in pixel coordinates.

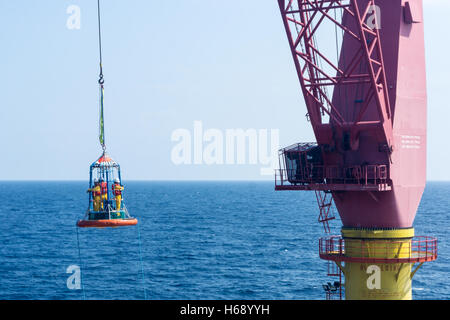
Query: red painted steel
[
  {"left": 315, "top": 190, "right": 336, "bottom": 233},
  {"left": 278, "top": 0, "right": 392, "bottom": 148},
  {"left": 276, "top": 0, "right": 428, "bottom": 228}
]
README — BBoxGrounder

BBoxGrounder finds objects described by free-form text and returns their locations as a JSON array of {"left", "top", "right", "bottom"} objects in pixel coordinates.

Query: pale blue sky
[{"left": 0, "top": 0, "right": 449, "bottom": 180}]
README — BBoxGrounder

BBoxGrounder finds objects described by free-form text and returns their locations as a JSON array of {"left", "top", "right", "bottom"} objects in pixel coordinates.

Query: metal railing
[
  {"left": 275, "top": 164, "right": 389, "bottom": 187},
  {"left": 319, "top": 236, "right": 438, "bottom": 264}
]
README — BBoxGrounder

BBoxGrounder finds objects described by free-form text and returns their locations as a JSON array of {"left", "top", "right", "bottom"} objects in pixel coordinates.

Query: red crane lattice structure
[{"left": 277, "top": 0, "right": 393, "bottom": 151}]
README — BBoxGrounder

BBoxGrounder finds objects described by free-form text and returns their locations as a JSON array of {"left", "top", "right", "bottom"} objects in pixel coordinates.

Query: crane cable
[
  {"left": 97, "top": 0, "right": 106, "bottom": 152},
  {"left": 97, "top": 0, "right": 104, "bottom": 86}
]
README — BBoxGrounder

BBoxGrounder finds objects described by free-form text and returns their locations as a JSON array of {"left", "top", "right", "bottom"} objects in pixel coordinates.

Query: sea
[{"left": 0, "top": 181, "right": 448, "bottom": 300}]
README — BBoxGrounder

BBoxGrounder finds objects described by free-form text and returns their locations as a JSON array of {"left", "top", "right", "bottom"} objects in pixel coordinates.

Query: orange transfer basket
[{"left": 77, "top": 218, "right": 138, "bottom": 228}]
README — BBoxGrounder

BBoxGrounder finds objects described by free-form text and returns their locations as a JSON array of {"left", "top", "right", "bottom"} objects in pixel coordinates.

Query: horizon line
[{"left": 0, "top": 179, "right": 449, "bottom": 183}]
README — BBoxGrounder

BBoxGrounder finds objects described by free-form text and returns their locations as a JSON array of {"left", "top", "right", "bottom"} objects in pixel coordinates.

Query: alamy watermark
[
  {"left": 366, "top": 5, "right": 381, "bottom": 30},
  {"left": 366, "top": 265, "right": 381, "bottom": 290},
  {"left": 66, "top": 4, "right": 81, "bottom": 30},
  {"left": 171, "top": 121, "right": 280, "bottom": 176},
  {"left": 66, "top": 264, "right": 81, "bottom": 290}
]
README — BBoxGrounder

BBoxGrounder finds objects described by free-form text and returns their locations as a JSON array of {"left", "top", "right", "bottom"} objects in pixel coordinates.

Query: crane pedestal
[{"left": 319, "top": 228, "right": 437, "bottom": 300}]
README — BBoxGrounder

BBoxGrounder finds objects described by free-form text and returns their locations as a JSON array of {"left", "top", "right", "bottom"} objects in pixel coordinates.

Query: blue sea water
[{"left": 0, "top": 181, "right": 448, "bottom": 300}]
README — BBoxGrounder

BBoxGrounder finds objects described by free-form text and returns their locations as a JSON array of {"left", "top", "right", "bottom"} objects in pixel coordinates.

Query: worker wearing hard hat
[
  {"left": 112, "top": 178, "right": 124, "bottom": 211},
  {"left": 87, "top": 179, "right": 102, "bottom": 211}
]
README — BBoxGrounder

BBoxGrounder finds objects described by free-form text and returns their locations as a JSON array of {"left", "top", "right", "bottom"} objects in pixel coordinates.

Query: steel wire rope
[{"left": 76, "top": 226, "right": 87, "bottom": 300}]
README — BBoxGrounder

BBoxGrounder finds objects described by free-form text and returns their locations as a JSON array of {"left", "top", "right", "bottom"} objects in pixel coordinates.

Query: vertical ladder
[
  {"left": 315, "top": 190, "right": 335, "bottom": 234},
  {"left": 325, "top": 261, "right": 343, "bottom": 300},
  {"left": 315, "top": 190, "right": 343, "bottom": 300}
]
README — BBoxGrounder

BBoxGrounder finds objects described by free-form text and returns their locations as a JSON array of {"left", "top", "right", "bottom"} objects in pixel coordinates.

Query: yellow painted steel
[
  {"left": 342, "top": 227, "right": 414, "bottom": 239},
  {"left": 341, "top": 227, "right": 416, "bottom": 300}
]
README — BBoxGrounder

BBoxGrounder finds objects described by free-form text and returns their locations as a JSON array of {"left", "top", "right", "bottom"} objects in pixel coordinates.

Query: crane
[{"left": 275, "top": 0, "right": 437, "bottom": 300}]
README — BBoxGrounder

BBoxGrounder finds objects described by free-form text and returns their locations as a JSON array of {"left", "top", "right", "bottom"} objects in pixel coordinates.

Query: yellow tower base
[
  {"left": 343, "top": 228, "right": 414, "bottom": 300},
  {"left": 320, "top": 227, "right": 437, "bottom": 300}
]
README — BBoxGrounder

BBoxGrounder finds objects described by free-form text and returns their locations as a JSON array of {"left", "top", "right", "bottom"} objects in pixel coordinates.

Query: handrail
[
  {"left": 319, "top": 236, "right": 438, "bottom": 264},
  {"left": 275, "top": 164, "right": 390, "bottom": 187}
]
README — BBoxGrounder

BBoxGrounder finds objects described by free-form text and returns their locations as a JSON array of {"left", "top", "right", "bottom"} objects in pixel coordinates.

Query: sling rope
[
  {"left": 76, "top": 224, "right": 148, "bottom": 300},
  {"left": 75, "top": 226, "right": 87, "bottom": 300},
  {"left": 137, "top": 222, "right": 148, "bottom": 299}
]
